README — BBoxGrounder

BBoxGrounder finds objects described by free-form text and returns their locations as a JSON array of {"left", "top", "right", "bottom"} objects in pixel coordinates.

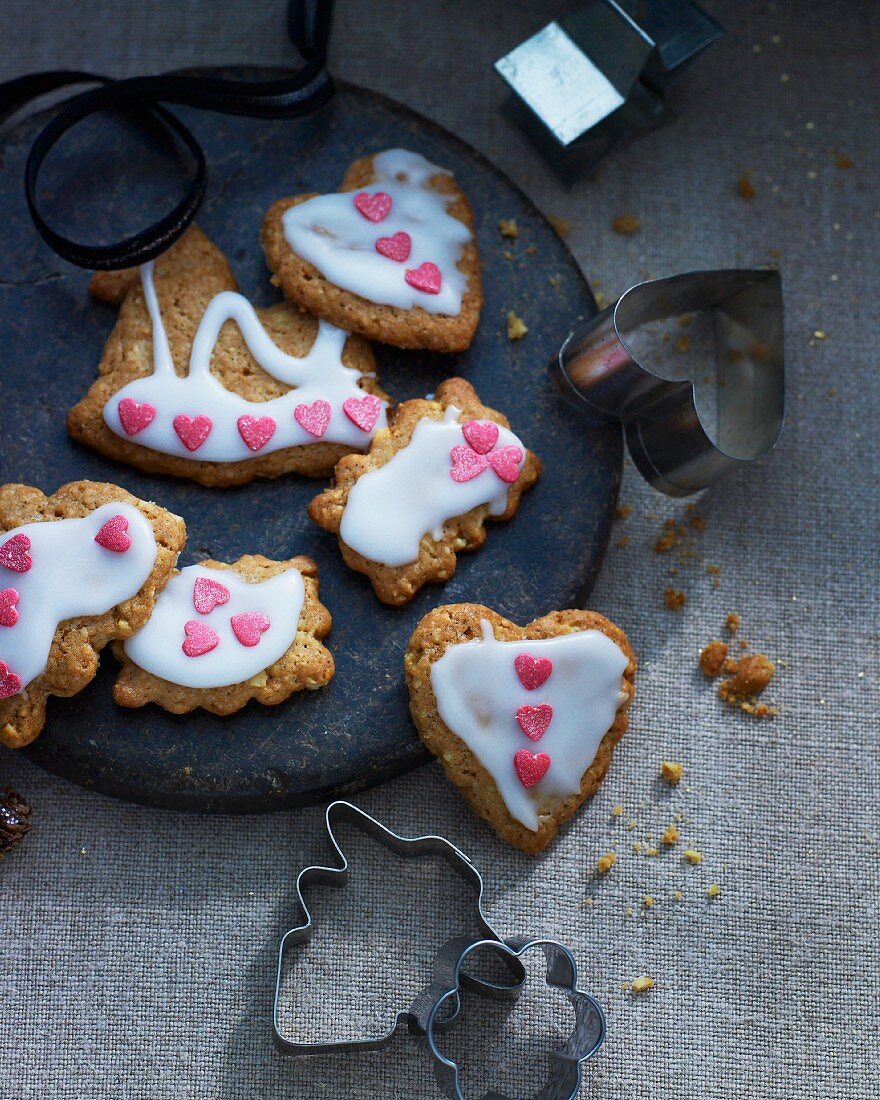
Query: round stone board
[{"left": 0, "top": 78, "right": 621, "bottom": 811}]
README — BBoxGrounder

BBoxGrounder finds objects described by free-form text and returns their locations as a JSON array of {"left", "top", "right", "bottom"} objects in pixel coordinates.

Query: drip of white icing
[
  {"left": 339, "top": 405, "right": 526, "bottom": 567},
  {"left": 281, "top": 148, "right": 471, "bottom": 315},
  {"left": 0, "top": 504, "right": 158, "bottom": 693},
  {"left": 429, "top": 619, "right": 629, "bottom": 832},
  {"left": 101, "top": 264, "right": 387, "bottom": 460},
  {"left": 123, "top": 564, "right": 305, "bottom": 689}
]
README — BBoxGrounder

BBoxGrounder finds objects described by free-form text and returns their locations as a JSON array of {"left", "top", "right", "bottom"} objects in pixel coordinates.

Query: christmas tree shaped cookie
[
  {"left": 405, "top": 604, "right": 636, "bottom": 853},
  {"left": 0, "top": 480, "right": 186, "bottom": 748},
  {"left": 69, "top": 226, "right": 389, "bottom": 487},
  {"left": 262, "top": 149, "right": 482, "bottom": 352},
  {"left": 113, "top": 554, "right": 333, "bottom": 715},
  {"left": 308, "top": 378, "right": 541, "bottom": 605}
]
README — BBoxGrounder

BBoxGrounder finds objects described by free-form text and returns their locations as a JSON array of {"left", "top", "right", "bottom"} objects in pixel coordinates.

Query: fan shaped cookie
[
  {"left": 262, "top": 148, "right": 482, "bottom": 352},
  {"left": 68, "top": 226, "right": 388, "bottom": 487},
  {"left": 113, "top": 554, "right": 333, "bottom": 715},
  {"left": 405, "top": 604, "right": 636, "bottom": 854},
  {"left": 0, "top": 480, "right": 186, "bottom": 748},
  {"left": 308, "top": 378, "right": 541, "bottom": 606}
]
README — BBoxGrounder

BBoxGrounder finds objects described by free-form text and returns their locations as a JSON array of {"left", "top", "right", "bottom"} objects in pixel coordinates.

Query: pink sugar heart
[
  {"left": 0, "top": 533, "right": 31, "bottom": 574},
  {"left": 342, "top": 394, "right": 383, "bottom": 433},
  {"left": 294, "top": 399, "right": 331, "bottom": 438},
  {"left": 230, "top": 611, "right": 271, "bottom": 648},
  {"left": 0, "top": 660, "right": 22, "bottom": 699},
  {"left": 516, "top": 704, "right": 553, "bottom": 742},
  {"left": 182, "top": 619, "right": 220, "bottom": 658},
  {"left": 462, "top": 420, "right": 499, "bottom": 455},
  {"left": 173, "top": 414, "right": 213, "bottom": 452},
  {"left": 375, "top": 231, "right": 411, "bottom": 262},
  {"left": 515, "top": 653, "right": 553, "bottom": 691},
  {"left": 0, "top": 588, "right": 20, "bottom": 628},
  {"left": 488, "top": 445, "right": 523, "bottom": 484},
  {"left": 118, "top": 397, "right": 156, "bottom": 436},
  {"left": 237, "top": 414, "right": 277, "bottom": 453},
  {"left": 404, "top": 261, "right": 442, "bottom": 295},
  {"left": 94, "top": 514, "right": 131, "bottom": 554},
  {"left": 514, "top": 749, "right": 551, "bottom": 788},
  {"left": 450, "top": 444, "right": 489, "bottom": 483},
  {"left": 354, "top": 191, "right": 392, "bottom": 223},
  {"left": 192, "top": 576, "right": 231, "bottom": 616}
]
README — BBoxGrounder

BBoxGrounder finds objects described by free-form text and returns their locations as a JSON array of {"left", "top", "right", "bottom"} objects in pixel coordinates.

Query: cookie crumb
[
  {"left": 699, "top": 639, "right": 728, "bottom": 678},
  {"left": 631, "top": 975, "right": 655, "bottom": 994},
  {"left": 675, "top": 334, "right": 691, "bottom": 354},
  {"left": 596, "top": 851, "right": 617, "bottom": 875},
  {"left": 661, "top": 760, "right": 683, "bottom": 785},
  {"left": 506, "top": 311, "right": 528, "bottom": 341},
  {"left": 662, "top": 824, "right": 681, "bottom": 847},
  {"left": 683, "top": 848, "right": 703, "bottom": 865},
  {"left": 611, "top": 804, "right": 623, "bottom": 817},
  {"left": 498, "top": 217, "right": 519, "bottom": 239},
  {"left": 835, "top": 153, "right": 854, "bottom": 169},
  {"left": 615, "top": 504, "right": 631, "bottom": 520},
  {"left": 612, "top": 213, "right": 640, "bottom": 236},
  {"left": 707, "top": 883, "right": 721, "bottom": 898},
  {"left": 737, "top": 176, "right": 756, "bottom": 199},
  {"left": 643, "top": 895, "right": 655, "bottom": 909},
  {"left": 720, "top": 653, "right": 775, "bottom": 698},
  {"left": 547, "top": 214, "right": 570, "bottom": 237},
  {"left": 664, "top": 587, "right": 686, "bottom": 611},
  {"left": 725, "top": 612, "right": 740, "bottom": 634},
  {"left": 672, "top": 889, "right": 683, "bottom": 901}
]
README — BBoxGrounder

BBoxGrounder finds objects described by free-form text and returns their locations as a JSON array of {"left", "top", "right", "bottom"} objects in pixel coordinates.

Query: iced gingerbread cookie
[
  {"left": 113, "top": 555, "right": 333, "bottom": 715},
  {"left": 68, "top": 226, "right": 389, "bottom": 488},
  {"left": 262, "top": 148, "right": 482, "bottom": 352},
  {"left": 308, "top": 378, "right": 541, "bottom": 606},
  {"left": 405, "top": 604, "right": 636, "bottom": 854},
  {"left": 0, "top": 481, "right": 186, "bottom": 749}
]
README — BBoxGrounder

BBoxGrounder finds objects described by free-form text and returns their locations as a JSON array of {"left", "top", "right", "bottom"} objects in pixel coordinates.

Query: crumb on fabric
[
  {"left": 675, "top": 334, "right": 691, "bottom": 354},
  {"left": 615, "top": 504, "right": 631, "bottom": 520},
  {"left": 506, "top": 310, "right": 528, "bottom": 340},
  {"left": 547, "top": 214, "right": 570, "bottom": 237},
  {"left": 661, "top": 760, "right": 683, "bottom": 785},
  {"left": 643, "top": 895, "right": 655, "bottom": 909},
  {"left": 596, "top": 852, "right": 617, "bottom": 875},
  {"left": 835, "top": 153, "right": 854, "bottom": 169},
  {"left": 720, "top": 653, "right": 775, "bottom": 698},
  {"left": 673, "top": 889, "right": 683, "bottom": 901},
  {"left": 498, "top": 217, "right": 519, "bottom": 238},
  {"left": 616, "top": 536, "right": 630, "bottom": 548},
  {"left": 726, "top": 612, "right": 740, "bottom": 634},
  {"left": 611, "top": 804, "right": 623, "bottom": 817},
  {"left": 664, "top": 587, "right": 686, "bottom": 611},
  {"left": 699, "top": 639, "right": 729, "bottom": 678},
  {"left": 737, "top": 175, "right": 756, "bottom": 199},
  {"left": 654, "top": 518, "right": 679, "bottom": 552},
  {"left": 662, "top": 824, "right": 681, "bottom": 847},
  {"left": 683, "top": 849, "right": 703, "bottom": 865},
  {"left": 612, "top": 213, "right": 640, "bottom": 235},
  {"left": 707, "top": 883, "right": 721, "bottom": 898},
  {"left": 631, "top": 975, "right": 655, "bottom": 994}
]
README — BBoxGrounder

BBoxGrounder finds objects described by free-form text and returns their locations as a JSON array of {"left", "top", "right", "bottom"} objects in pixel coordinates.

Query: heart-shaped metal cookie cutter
[{"left": 551, "top": 268, "right": 785, "bottom": 495}]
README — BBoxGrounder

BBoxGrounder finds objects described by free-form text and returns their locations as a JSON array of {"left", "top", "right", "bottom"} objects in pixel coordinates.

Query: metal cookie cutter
[
  {"left": 415, "top": 936, "right": 606, "bottom": 1100},
  {"left": 551, "top": 268, "right": 785, "bottom": 496},
  {"left": 495, "top": 0, "right": 722, "bottom": 176},
  {"left": 272, "top": 800, "right": 524, "bottom": 1055}
]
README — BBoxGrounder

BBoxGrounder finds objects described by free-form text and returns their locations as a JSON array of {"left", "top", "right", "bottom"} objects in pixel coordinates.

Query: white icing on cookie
[
  {"left": 123, "top": 564, "right": 305, "bottom": 689},
  {"left": 281, "top": 148, "right": 472, "bottom": 315},
  {"left": 339, "top": 405, "right": 526, "bottom": 567},
  {"left": 0, "top": 504, "right": 158, "bottom": 695},
  {"left": 429, "top": 619, "right": 629, "bottom": 832},
  {"left": 101, "top": 264, "right": 387, "bottom": 461}
]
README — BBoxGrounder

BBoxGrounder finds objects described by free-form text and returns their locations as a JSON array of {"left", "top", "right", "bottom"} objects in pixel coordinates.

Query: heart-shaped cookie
[{"left": 406, "top": 605, "right": 636, "bottom": 854}]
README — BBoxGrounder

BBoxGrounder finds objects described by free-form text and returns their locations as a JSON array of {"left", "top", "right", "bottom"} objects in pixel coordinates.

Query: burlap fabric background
[{"left": 1, "top": 1, "right": 877, "bottom": 1096}]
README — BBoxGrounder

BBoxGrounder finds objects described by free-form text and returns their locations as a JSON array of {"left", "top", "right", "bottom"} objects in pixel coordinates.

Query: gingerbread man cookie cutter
[
  {"left": 550, "top": 268, "right": 785, "bottom": 495},
  {"left": 271, "top": 800, "right": 524, "bottom": 1056},
  {"left": 414, "top": 935, "right": 607, "bottom": 1100}
]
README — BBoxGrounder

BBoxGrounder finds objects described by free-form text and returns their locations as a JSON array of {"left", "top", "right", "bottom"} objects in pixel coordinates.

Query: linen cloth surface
[{"left": 0, "top": 1, "right": 877, "bottom": 1097}]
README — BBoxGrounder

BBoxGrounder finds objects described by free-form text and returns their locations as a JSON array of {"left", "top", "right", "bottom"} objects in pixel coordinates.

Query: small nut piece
[
  {"left": 660, "top": 760, "right": 683, "bottom": 785},
  {"left": 631, "top": 975, "right": 655, "bottom": 993}
]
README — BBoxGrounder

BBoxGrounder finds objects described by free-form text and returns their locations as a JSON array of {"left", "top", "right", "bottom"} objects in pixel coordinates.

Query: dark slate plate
[{"left": 0, "top": 79, "right": 620, "bottom": 811}]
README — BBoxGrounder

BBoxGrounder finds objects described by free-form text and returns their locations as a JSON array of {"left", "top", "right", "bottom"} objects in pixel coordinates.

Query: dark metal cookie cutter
[
  {"left": 495, "top": 0, "right": 722, "bottom": 176},
  {"left": 551, "top": 268, "right": 785, "bottom": 496},
  {"left": 414, "top": 936, "right": 607, "bottom": 1100},
  {"left": 271, "top": 800, "right": 524, "bottom": 1055}
]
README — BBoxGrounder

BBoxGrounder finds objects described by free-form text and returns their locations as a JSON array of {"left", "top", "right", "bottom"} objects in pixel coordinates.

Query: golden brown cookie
[
  {"left": 405, "top": 604, "right": 636, "bottom": 854},
  {"left": 68, "top": 226, "right": 388, "bottom": 488},
  {"left": 262, "top": 149, "right": 482, "bottom": 352},
  {"left": 113, "top": 554, "right": 333, "bottom": 716},
  {"left": 0, "top": 480, "right": 186, "bottom": 749},
  {"left": 308, "top": 378, "right": 541, "bottom": 606}
]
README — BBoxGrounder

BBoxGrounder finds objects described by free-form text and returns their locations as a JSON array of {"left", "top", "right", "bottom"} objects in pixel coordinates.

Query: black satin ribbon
[{"left": 0, "top": 0, "right": 334, "bottom": 270}]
